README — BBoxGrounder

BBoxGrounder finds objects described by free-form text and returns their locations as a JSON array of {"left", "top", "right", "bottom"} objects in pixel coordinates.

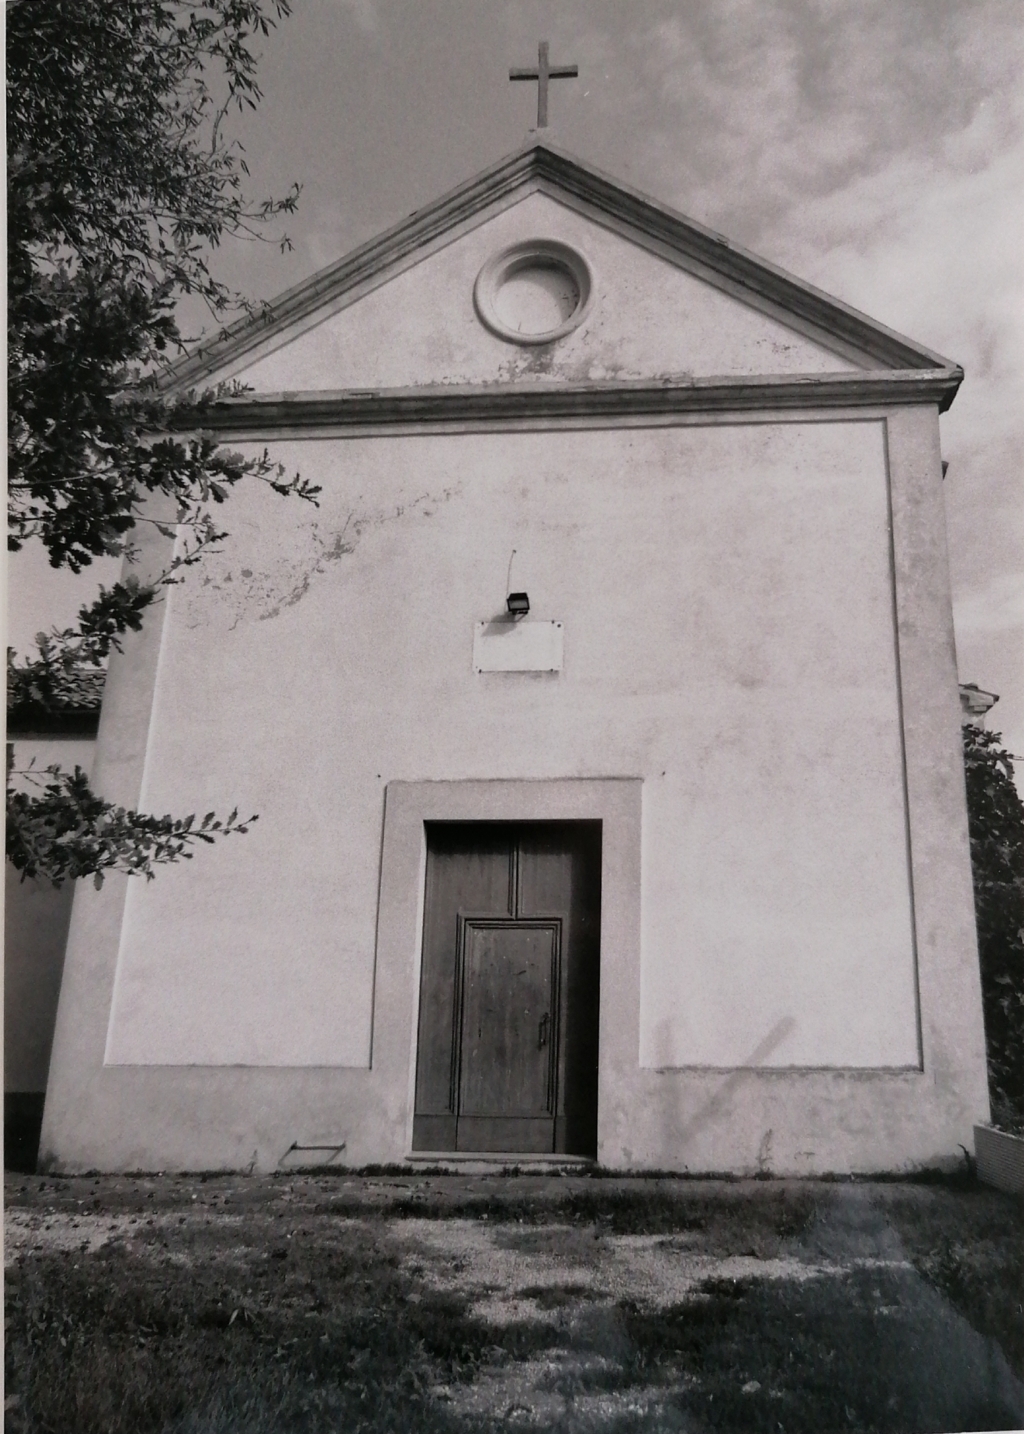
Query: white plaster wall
[
  {"left": 104, "top": 418, "right": 917, "bottom": 1072},
  {"left": 228, "top": 192, "right": 861, "bottom": 393}
]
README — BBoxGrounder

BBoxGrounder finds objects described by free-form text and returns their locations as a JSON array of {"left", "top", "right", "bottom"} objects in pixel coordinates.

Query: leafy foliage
[
  {"left": 962, "top": 724, "right": 1024, "bottom": 1127},
  {"left": 7, "top": 0, "right": 314, "bottom": 573},
  {"left": 6, "top": 765, "right": 256, "bottom": 889},
  {"left": 7, "top": 0, "right": 314, "bottom": 884}
]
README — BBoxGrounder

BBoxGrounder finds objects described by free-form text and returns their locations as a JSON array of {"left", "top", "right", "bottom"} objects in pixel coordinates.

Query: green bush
[{"left": 962, "top": 724, "right": 1024, "bottom": 1129}]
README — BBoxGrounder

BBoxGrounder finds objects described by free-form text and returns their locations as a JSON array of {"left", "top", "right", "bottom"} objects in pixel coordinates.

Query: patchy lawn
[{"left": 4, "top": 1171, "right": 1023, "bottom": 1433}]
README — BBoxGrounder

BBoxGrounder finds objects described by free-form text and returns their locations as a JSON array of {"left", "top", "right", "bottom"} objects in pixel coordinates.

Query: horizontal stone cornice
[{"left": 174, "top": 369, "right": 963, "bottom": 436}]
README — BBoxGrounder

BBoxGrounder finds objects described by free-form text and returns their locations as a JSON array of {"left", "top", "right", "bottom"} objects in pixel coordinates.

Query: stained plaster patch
[{"left": 178, "top": 483, "right": 461, "bottom": 629}]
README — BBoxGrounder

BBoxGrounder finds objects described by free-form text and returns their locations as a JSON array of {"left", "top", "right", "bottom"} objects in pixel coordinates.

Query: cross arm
[{"left": 509, "top": 65, "right": 577, "bottom": 79}]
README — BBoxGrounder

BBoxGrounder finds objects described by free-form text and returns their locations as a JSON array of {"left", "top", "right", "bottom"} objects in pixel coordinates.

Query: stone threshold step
[{"left": 407, "top": 1151, "right": 595, "bottom": 1166}]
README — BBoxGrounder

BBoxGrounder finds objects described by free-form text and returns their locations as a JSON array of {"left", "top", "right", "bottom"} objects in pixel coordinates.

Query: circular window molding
[{"left": 474, "top": 240, "right": 594, "bottom": 345}]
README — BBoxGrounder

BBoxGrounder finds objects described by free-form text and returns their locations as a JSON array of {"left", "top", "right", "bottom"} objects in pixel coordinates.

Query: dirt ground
[{"left": 4, "top": 1169, "right": 1023, "bottom": 1433}]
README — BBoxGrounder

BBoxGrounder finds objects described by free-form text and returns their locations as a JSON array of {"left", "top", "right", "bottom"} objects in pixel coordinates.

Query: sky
[{"left": 9, "top": 0, "right": 1023, "bottom": 758}]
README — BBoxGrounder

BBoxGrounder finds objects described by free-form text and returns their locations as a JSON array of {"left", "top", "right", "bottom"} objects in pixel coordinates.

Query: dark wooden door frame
[{"left": 412, "top": 820, "right": 601, "bottom": 1156}]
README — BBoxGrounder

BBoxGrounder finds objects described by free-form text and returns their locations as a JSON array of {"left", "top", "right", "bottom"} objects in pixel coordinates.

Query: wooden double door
[{"left": 413, "top": 822, "right": 601, "bottom": 1155}]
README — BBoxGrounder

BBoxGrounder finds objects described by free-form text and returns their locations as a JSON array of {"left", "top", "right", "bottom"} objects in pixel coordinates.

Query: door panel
[
  {"left": 414, "top": 826, "right": 511, "bottom": 1120},
  {"left": 458, "top": 921, "right": 558, "bottom": 1119},
  {"left": 518, "top": 825, "right": 602, "bottom": 1155},
  {"left": 455, "top": 1117, "right": 556, "bottom": 1153}
]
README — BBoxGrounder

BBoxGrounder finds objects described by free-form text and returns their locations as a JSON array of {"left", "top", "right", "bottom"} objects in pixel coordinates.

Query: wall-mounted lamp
[{"left": 506, "top": 591, "right": 530, "bottom": 617}]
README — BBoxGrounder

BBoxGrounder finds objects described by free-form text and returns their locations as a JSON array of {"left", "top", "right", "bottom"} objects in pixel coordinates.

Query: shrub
[{"left": 962, "top": 724, "right": 1024, "bottom": 1128}]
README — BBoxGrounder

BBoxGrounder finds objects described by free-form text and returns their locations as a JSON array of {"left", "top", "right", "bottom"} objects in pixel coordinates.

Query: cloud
[
  {"left": 954, "top": 573, "right": 1024, "bottom": 636},
  {"left": 331, "top": 0, "right": 377, "bottom": 37},
  {"left": 630, "top": 0, "right": 1023, "bottom": 222},
  {"left": 765, "top": 120, "right": 1024, "bottom": 450}
]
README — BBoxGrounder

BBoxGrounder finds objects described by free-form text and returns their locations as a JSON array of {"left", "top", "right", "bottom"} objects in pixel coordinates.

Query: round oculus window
[{"left": 474, "top": 241, "right": 593, "bottom": 344}]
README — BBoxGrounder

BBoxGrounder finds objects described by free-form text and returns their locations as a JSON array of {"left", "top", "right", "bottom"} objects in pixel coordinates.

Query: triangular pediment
[{"left": 169, "top": 142, "right": 960, "bottom": 402}]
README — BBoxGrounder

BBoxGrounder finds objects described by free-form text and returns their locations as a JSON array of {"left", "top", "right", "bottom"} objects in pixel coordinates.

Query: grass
[
  {"left": 5, "top": 1219, "right": 509, "bottom": 1433},
  {"left": 384, "top": 1182, "right": 819, "bottom": 1244},
  {"left": 5, "top": 1173, "right": 1023, "bottom": 1433},
  {"left": 882, "top": 1184, "right": 1024, "bottom": 1378},
  {"left": 615, "top": 1263, "right": 1020, "bottom": 1434}
]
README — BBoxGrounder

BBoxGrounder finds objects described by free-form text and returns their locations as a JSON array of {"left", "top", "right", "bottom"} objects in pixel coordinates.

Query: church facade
[{"left": 39, "top": 142, "right": 989, "bottom": 1174}]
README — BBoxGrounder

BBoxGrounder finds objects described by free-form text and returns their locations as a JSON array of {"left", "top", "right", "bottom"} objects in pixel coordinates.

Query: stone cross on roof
[{"left": 510, "top": 41, "right": 578, "bottom": 128}]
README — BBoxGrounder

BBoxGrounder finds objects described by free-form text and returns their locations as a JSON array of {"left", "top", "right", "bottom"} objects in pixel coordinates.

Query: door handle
[{"left": 538, "top": 1013, "right": 550, "bottom": 1050}]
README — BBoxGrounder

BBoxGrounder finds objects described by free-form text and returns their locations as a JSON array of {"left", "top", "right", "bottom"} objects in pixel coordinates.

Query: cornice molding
[
  {"left": 165, "top": 142, "right": 960, "bottom": 395},
  {"left": 529, "top": 148, "right": 953, "bottom": 373},
  {"left": 166, "top": 148, "right": 544, "bottom": 393},
  {"left": 174, "top": 369, "right": 963, "bottom": 438}
]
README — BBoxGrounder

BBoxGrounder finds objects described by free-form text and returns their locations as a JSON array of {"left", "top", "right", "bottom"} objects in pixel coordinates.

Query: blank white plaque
[{"left": 473, "top": 619, "right": 564, "bottom": 673}]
